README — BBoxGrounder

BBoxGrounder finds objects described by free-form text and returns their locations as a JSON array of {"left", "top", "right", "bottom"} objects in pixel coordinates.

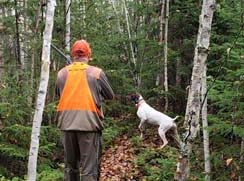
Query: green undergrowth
[
  {"left": 0, "top": 124, "right": 63, "bottom": 180},
  {"left": 103, "top": 114, "right": 138, "bottom": 147},
  {"left": 131, "top": 135, "right": 179, "bottom": 181}
]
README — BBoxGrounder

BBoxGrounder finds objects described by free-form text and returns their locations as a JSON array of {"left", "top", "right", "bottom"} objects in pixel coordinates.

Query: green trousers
[{"left": 63, "top": 131, "right": 102, "bottom": 181}]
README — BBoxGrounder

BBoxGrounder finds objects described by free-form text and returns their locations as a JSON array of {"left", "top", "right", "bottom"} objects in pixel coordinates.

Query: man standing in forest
[{"left": 55, "top": 39, "right": 114, "bottom": 181}]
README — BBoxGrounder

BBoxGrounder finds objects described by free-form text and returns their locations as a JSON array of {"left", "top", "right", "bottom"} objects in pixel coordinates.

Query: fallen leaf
[
  {"left": 230, "top": 172, "right": 236, "bottom": 179},
  {"left": 226, "top": 158, "right": 233, "bottom": 166}
]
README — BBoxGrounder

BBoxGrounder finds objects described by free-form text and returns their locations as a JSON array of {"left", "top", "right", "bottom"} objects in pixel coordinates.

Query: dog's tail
[{"left": 172, "top": 116, "right": 180, "bottom": 122}]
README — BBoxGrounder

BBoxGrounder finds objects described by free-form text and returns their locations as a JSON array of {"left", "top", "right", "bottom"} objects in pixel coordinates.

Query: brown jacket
[{"left": 55, "top": 62, "right": 114, "bottom": 131}]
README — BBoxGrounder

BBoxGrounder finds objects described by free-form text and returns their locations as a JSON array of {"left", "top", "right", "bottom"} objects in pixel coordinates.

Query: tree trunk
[
  {"left": 0, "top": 7, "right": 4, "bottom": 80},
  {"left": 109, "top": 0, "right": 122, "bottom": 33},
  {"left": 27, "top": 1, "right": 56, "bottom": 180},
  {"left": 29, "top": 1, "right": 43, "bottom": 106},
  {"left": 157, "top": 0, "right": 169, "bottom": 112},
  {"left": 239, "top": 137, "right": 244, "bottom": 181},
  {"left": 19, "top": 0, "right": 26, "bottom": 70},
  {"left": 122, "top": 0, "right": 136, "bottom": 66},
  {"left": 81, "top": 0, "right": 86, "bottom": 38},
  {"left": 65, "top": 0, "right": 71, "bottom": 60},
  {"left": 201, "top": 65, "right": 211, "bottom": 181},
  {"left": 123, "top": 0, "right": 141, "bottom": 87},
  {"left": 110, "top": 0, "right": 137, "bottom": 87},
  {"left": 156, "top": 0, "right": 165, "bottom": 87},
  {"left": 175, "top": 0, "right": 216, "bottom": 180},
  {"left": 0, "top": 8, "right": 4, "bottom": 123},
  {"left": 176, "top": 57, "right": 181, "bottom": 87},
  {"left": 14, "top": 0, "right": 21, "bottom": 66},
  {"left": 164, "top": 0, "right": 169, "bottom": 112}
]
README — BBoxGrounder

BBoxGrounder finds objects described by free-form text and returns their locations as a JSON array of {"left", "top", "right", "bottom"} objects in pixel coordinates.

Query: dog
[{"left": 131, "top": 93, "right": 182, "bottom": 148}]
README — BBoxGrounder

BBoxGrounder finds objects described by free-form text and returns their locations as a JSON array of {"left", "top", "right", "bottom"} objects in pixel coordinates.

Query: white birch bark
[
  {"left": 164, "top": 0, "right": 169, "bottom": 111},
  {"left": 65, "top": 0, "right": 71, "bottom": 60},
  {"left": 0, "top": 7, "right": 4, "bottom": 79},
  {"left": 29, "top": 1, "right": 43, "bottom": 106},
  {"left": 201, "top": 65, "right": 211, "bottom": 181},
  {"left": 109, "top": 0, "right": 122, "bottom": 33},
  {"left": 14, "top": 0, "right": 21, "bottom": 67},
  {"left": 27, "top": 1, "right": 56, "bottom": 180},
  {"left": 0, "top": 7, "right": 5, "bottom": 118},
  {"left": 81, "top": 0, "right": 86, "bottom": 38},
  {"left": 156, "top": 0, "right": 165, "bottom": 86},
  {"left": 175, "top": 0, "right": 216, "bottom": 180},
  {"left": 185, "top": 0, "right": 215, "bottom": 140},
  {"left": 122, "top": 0, "right": 136, "bottom": 67},
  {"left": 159, "top": 0, "right": 165, "bottom": 44},
  {"left": 110, "top": 0, "right": 141, "bottom": 86},
  {"left": 122, "top": 0, "right": 140, "bottom": 87},
  {"left": 19, "top": 0, "right": 26, "bottom": 69},
  {"left": 12, "top": 0, "right": 26, "bottom": 69}
]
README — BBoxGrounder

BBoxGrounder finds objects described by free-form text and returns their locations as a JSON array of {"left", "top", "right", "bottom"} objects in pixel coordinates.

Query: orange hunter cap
[{"left": 71, "top": 39, "right": 91, "bottom": 59}]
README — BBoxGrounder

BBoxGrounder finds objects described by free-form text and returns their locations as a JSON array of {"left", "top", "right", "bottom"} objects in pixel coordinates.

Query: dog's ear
[
  {"left": 135, "top": 92, "right": 140, "bottom": 96},
  {"left": 130, "top": 93, "right": 136, "bottom": 101},
  {"left": 136, "top": 92, "right": 143, "bottom": 98},
  {"left": 130, "top": 93, "right": 137, "bottom": 102}
]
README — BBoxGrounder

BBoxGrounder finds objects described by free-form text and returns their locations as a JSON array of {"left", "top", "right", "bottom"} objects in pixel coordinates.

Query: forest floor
[
  {"left": 100, "top": 127, "right": 168, "bottom": 181},
  {"left": 100, "top": 134, "right": 142, "bottom": 180}
]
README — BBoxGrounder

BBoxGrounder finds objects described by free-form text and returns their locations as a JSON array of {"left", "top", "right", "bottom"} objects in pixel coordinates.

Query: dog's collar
[{"left": 136, "top": 99, "right": 145, "bottom": 108}]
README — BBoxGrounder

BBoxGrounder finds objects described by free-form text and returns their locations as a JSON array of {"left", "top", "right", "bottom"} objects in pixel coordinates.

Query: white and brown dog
[{"left": 131, "top": 93, "right": 182, "bottom": 148}]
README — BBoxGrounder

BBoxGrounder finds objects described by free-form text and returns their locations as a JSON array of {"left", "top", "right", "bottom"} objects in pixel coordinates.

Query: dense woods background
[{"left": 0, "top": 0, "right": 243, "bottom": 180}]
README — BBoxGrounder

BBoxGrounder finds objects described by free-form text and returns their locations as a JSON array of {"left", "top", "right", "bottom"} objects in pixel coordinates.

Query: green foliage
[
  {"left": 135, "top": 147, "right": 178, "bottom": 180},
  {"left": 0, "top": 0, "right": 243, "bottom": 180},
  {"left": 37, "top": 167, "right": 63, "bottom": 181},
  {"left": 0, "top": 176, "right": 24, "bottom": 181},
  {"left": 1, "top": 125, "right": 31, "bottom": 149},
  {"left": 103, "top": 114, "right": 138, "bottom": 147},
  {"left": 206, "top": 115, "right": 244, "bottom": 180},
  {"left": 0, "top": 125, "right": 62, "bottom": 179},
  {"left": 0, "top": 167, "right": 8, "bottom": 178},
  {"left": 0, "top": 75, "right": 34, "bottom": 126},
  {"left": 0, "top": 143, "right": 27, "bottom": 159}
]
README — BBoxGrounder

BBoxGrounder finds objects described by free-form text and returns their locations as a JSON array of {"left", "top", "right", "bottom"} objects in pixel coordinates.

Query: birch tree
[
  {"left": 164, "top": 0, "right": 169, "bottom": 111},
  {"left": 27, "top": 1, "right": 56, "bottom": 180},
  {"left": 65, "top": 0, "right": 71, "bottom": 59},
  {"left": 201, "top": 65, "right": 211, "bottom": 181},
  {"left": 0, "top": 8, "right": 3, "bottom": 127},
  {"left": 0, "top": 7, "right": 4, "bottom": 80},
  {"left": 29, "top": 1, "right": 43, "bottom": 106},
  {"left": 122, "top": 0, "right": 135, "bottom": 66},
  {"left": 14, "top": 0, "right": 21, "bottom": 67},
  {"left": 81, "top": 0, "right": 86, "bottom": 38},
  {"left": 156, "top": 0, "right": 165, "bottom": 86},
  {"left": 109, "top": 0, "right": 122, "bottom": 33},
  {"left": 122, "top": 0, "right": 138, "bottom": 86},
  {"left": 157, "top": 0, "right": 169, "bottom": 111},
  {"left": 175, "top": 0, "right": 216, "bottom": 180},
  {"left": 19, "top": 0, "right": 26, "bottom": 69},
  {"left": 12, "top": 0, "right": 26, "bottom": 69}
]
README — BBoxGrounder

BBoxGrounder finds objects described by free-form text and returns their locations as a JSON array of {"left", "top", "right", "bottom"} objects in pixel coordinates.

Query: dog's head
[{"left": 130, "top": 93, "right": 144, "bottom": 105}]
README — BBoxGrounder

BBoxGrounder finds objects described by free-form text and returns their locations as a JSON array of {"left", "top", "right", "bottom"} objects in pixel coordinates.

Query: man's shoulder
[
  {"left": 87, "top": 65, "right": 103, "bottom": 79},
  {"left": 57, "top": 66, "right": 68, "bottom": 78},
  {"left": 88, "top": 65, "right": 103, "bottom": 71}
]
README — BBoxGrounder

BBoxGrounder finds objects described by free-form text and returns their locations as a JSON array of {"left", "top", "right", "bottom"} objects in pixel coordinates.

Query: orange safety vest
[{"left": 57, "top": 62, "right": 101, "bottom": 115}]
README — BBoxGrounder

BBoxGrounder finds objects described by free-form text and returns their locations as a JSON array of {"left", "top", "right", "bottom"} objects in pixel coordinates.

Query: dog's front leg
[{"left": 138, "top": 119, "right": 146, "bottom": 138}]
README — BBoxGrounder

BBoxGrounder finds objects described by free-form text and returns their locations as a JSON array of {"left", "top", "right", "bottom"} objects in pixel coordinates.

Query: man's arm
[
  {"left": 98, "top": 71, "right": 114, "bottom": 100},
  {"left": 55, "top": 68, "right": 68, "bottom": 99}
]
